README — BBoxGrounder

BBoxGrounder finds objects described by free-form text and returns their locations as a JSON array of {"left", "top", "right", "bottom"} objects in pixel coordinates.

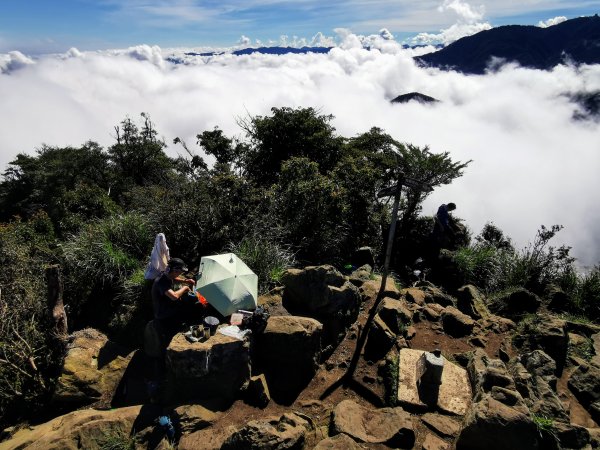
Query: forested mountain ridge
[{"left": 417, "top": 15, "right": 600, "bottom": 74}]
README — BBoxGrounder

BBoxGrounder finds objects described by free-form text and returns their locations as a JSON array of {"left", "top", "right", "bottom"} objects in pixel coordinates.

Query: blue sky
[{"left": 1, "top": 0, "right": 598, "bottom": 54}]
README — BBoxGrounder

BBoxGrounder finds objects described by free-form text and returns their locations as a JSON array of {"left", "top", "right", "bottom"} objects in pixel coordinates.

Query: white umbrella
[{"left": 196, "top": 253, "right": 258, "bottom": 317}]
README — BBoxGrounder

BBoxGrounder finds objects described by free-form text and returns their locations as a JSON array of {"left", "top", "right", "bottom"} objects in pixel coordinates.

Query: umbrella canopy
[{"left": 196, "top": 253, "right": 258, "bottom": 317}]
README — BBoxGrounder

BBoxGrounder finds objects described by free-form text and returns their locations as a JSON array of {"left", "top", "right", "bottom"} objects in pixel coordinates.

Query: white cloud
[
  {"left": 412, "top": 0, "right": 491, "bottom": 45},
  {"left": 538, "top": 16, "right": 568, "bottom": 28},
  {"left": 0, "top": 51, "right": 36, "bottom": 74},
  {"left": 1, "top": 39, "right": 599, "bottom": 266},
  {"left": 438, "top": 0, "right": 485, "bottom": 22},
  {"left": 238, "top": 35, "right": 251, "bottom": 46},
  {"left": 379, "top": 28, "right": 394, "bottom": 41}
]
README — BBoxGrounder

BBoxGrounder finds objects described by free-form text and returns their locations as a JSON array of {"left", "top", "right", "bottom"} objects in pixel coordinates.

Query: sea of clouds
[{"left": 0, "top": 24, "right": 598, "bottom": 267}]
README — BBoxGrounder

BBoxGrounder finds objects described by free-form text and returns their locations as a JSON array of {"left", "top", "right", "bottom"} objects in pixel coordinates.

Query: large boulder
[
  {"left": 513, "top": 315, "right": 568, "bottom": 375},
  {"left": 281, "top": 265, "right": 360, "bottom": 346},
  {"left": 456, "top": 395, "right": 539, "bottom": 450},
  {"left": 456, "top": 285, "right": 491, "bottom": 320},
  {"left": 378, "top": 297, "right": 412, "bottom": 334},
  {"left": 568, "top": 363, "right": 600, "bottom": 409},
  {"left": 331, "top": 399, "right": 415, "bottom": 448},
  {"left": 2, "top": 405, "right": 145, "bottom": 450},
  {"left": 509, "top": 355, "right": 568, "bottom": 422},
  {"left": 255, "top": 315, "right": 322, "bottom": 401},
  {"left": 489, "top": 288, "right": 541, "bottom": 319},
  {"left": 221, "top": 412, "right": 310, "bottom": 450},
  {"left": 441, "top": 306, "right": 475, "bottom": 337},
  {"left": 166, "top": 331, "right": 250, "bottom": 403},
  {"left": 53, "top": 328, "right": 133, "bottom": 409},
  {"left": 466, "top": 349, "right": 527, "bottom": 412}
]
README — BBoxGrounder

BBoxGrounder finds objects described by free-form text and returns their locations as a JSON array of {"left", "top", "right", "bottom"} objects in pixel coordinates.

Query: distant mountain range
[{"left": 417, "top": 15, "right": 600, "bottom": 74}]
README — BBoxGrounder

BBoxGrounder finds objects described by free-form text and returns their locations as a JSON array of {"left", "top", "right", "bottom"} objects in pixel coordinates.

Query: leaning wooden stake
[
  {"left": 320, "top": 175, "right": 404, "bottom": 400},
  {"left": 46, "top": 265, "right": 68, "bottom": 339}
]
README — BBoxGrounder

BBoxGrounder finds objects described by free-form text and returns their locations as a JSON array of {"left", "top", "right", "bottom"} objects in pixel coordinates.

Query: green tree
[
  {"left": 0, "top": 142, "right": 112, "bottom": 229},
  {"left": 107, "top": 113, "right": 174, "bottom": 193},
  {"left": 239, "top": 107, "right": 344, "bottom": 184}
]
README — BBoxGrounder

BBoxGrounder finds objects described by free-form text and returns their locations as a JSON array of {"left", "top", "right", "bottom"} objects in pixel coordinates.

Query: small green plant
[
  {"left": 568, "top": 337, "right": 594, "bottom": 361},
  {"left": 96, "top": 429, "right": 136, "bottom": 450},
  {"left": 531, "top": 414, "right": 558, "bottom": 442},
  {"left": 381, "top": 353, "right": 399, "bottom": 406}
]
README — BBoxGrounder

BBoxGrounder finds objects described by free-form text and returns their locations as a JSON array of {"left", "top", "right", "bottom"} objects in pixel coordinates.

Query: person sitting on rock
[{"left": 151, "top": 258, "right": 195, "bottom": 386}]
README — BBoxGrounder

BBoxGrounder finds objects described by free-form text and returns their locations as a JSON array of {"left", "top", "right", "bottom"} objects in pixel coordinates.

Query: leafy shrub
[{"left": 0, "top": 215, "right": 64, "bottom": 427}]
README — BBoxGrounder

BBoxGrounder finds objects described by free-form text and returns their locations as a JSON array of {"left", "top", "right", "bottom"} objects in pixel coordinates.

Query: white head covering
[{"left": 144, "top": 233, "right": 170, "bottom": 280}]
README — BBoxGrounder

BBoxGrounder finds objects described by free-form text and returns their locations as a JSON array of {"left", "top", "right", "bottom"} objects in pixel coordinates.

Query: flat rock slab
[
  {"left": 398, "top": 348, "right": 471, "bottom": 415},
  {"left": 331, "top": 399, "right": 415, "bottom": 447},
  {"left": 422, "top": 432, "right": 450, "bottom": 450},
  {"left": 421, "top": 413, "right": 461, "bottom": 437}
]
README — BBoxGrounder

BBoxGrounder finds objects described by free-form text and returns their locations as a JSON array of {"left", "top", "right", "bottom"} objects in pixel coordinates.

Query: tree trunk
[{"left": 46, "top": 265, "right": 68, "bottom": 340}]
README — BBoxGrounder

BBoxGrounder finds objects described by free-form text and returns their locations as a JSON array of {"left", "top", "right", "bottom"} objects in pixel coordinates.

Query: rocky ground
[{"left": 2, "top": 265, "right": 600, "bottom": 449}]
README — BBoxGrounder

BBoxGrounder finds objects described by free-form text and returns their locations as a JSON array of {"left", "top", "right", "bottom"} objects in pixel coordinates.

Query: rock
[
  {"left": 569, "top": 332, "right": 590, "bottom": 347},
  {"left": 352, "top": 247, "right": 375, "bottom": 269},
  {"left": 281, "top": 265, "right": 360, "bottom": 346},
  {"left": 521, "top": 350, "right": 557, "bottom": 389},
  {"left": 361, "top": 277, "right": 401, "bottom": 300},
  {"left": 331, "top": 399, "right": 415, "bottom": 447},
  {"left": 313, "top": 433, "right": 363, "bottom": 449},
  {"left": 422, "top": 286, "right": 456, "bottom": 307},
  {"left": 53, "top": 328, "right": 133, "bottom": 409},
  {"left": 509, "top": 356, "right": 569, "bottom": 421},
  {"left": 255, "top": 315, "right": 322, "bottom": 401},
  {"left": 546, "top": 285, "right": 572, "bottom": 313},
  {"left": 467, "top": 350, "right": 517, "bottom": 399},
  {"left": 2, "top": 405, "right": 145, "bottom": 450},
  {"left": 490, "top": 288, "right": 541, "bottom": 319},
  {"left": 553, "top": 422, "right": 590, "bottom": 449},
  {"left": 421, "top": 413, "right": 461, "bottom": 437},
  {"left": 422, "top": 432, "right": 449, "bottom": 450},
  {"left": 398, "top": 348, "right": 472, "bottom": 415},
  {"left": 565, "top": 321, "right": 600, "bottom": 337},
  {"left": 378, "top": 298, "right": 412, "bottom": 334},
  {"left": 489, "top": 386, "right": 527, "bottom": 411},
  {"left": 424, "top": 305, "right": 442, "bottom": 321},
  {"left": 591, "top": 401, "right": 600, "bottom": 423},
  {"left": 221, "top": 412, "right": 310, "bottom": 450},
  {"left": 245, "top": 374, "right": 271, "bottom": 408},
  {"left": 568, "top": 363, "right": 600, "bottom": 409},
  {"left": 588, "top": 427, "right": 600, "bottom": 447},
  {"left": 174, "top": 404, "right": 221, "bottom": 434},
  {"left": 484, "top": 315, "right": 516, "bottom": 333},
  {"left": 365, "top": 315, "right": 397, "bottom": 361},
  {"left": 349, "top": 265, "right": 372, "bottom": 286},
  {"left": 281, "top": 265, "right": 360, "bottom": 315},
  {"left": 258, "top": 288, "right": 288, "bottom": 316},
  {"left": 456, "top": 395, "right": 539, "bottom": 450},
  {"left": 457, "top": 285, "right": 491, "bottom": 320},
  {"left": 441, "top": 306, "right": 475, "bottom": 337},
  {"left": 404, "top": 287, "right": 427, "bottom": 305},
  {"left": 513, "top": 315, "right": 568, "bottom": 375},
  {"left": 592, "top": 333, "right": 600, "bottom": 368},
  {"left": 469, "top": 336, "right": 487, "bottom": 348},
  {"left": 166, "top": 331, "right": 250, "bottom": 403}
]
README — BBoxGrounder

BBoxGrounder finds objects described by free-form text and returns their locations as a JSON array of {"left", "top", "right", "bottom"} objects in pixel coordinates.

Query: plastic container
[
  {"left": 230, "top": 313, "right": 243, "bottom": 326},
  {"left": 204, "top": 316, "right": 220, "bottom": 336}
]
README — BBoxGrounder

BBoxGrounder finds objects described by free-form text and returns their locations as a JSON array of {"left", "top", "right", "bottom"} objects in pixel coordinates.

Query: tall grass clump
[
  {"left": 61, "top": 212, "right": 156, "bottom": 331},
  {"left": 453, "top": 224, "right": 576, "bottom": 296},
  {"left": 227, "top": 231, "right": 296, "bottom": 294}
]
